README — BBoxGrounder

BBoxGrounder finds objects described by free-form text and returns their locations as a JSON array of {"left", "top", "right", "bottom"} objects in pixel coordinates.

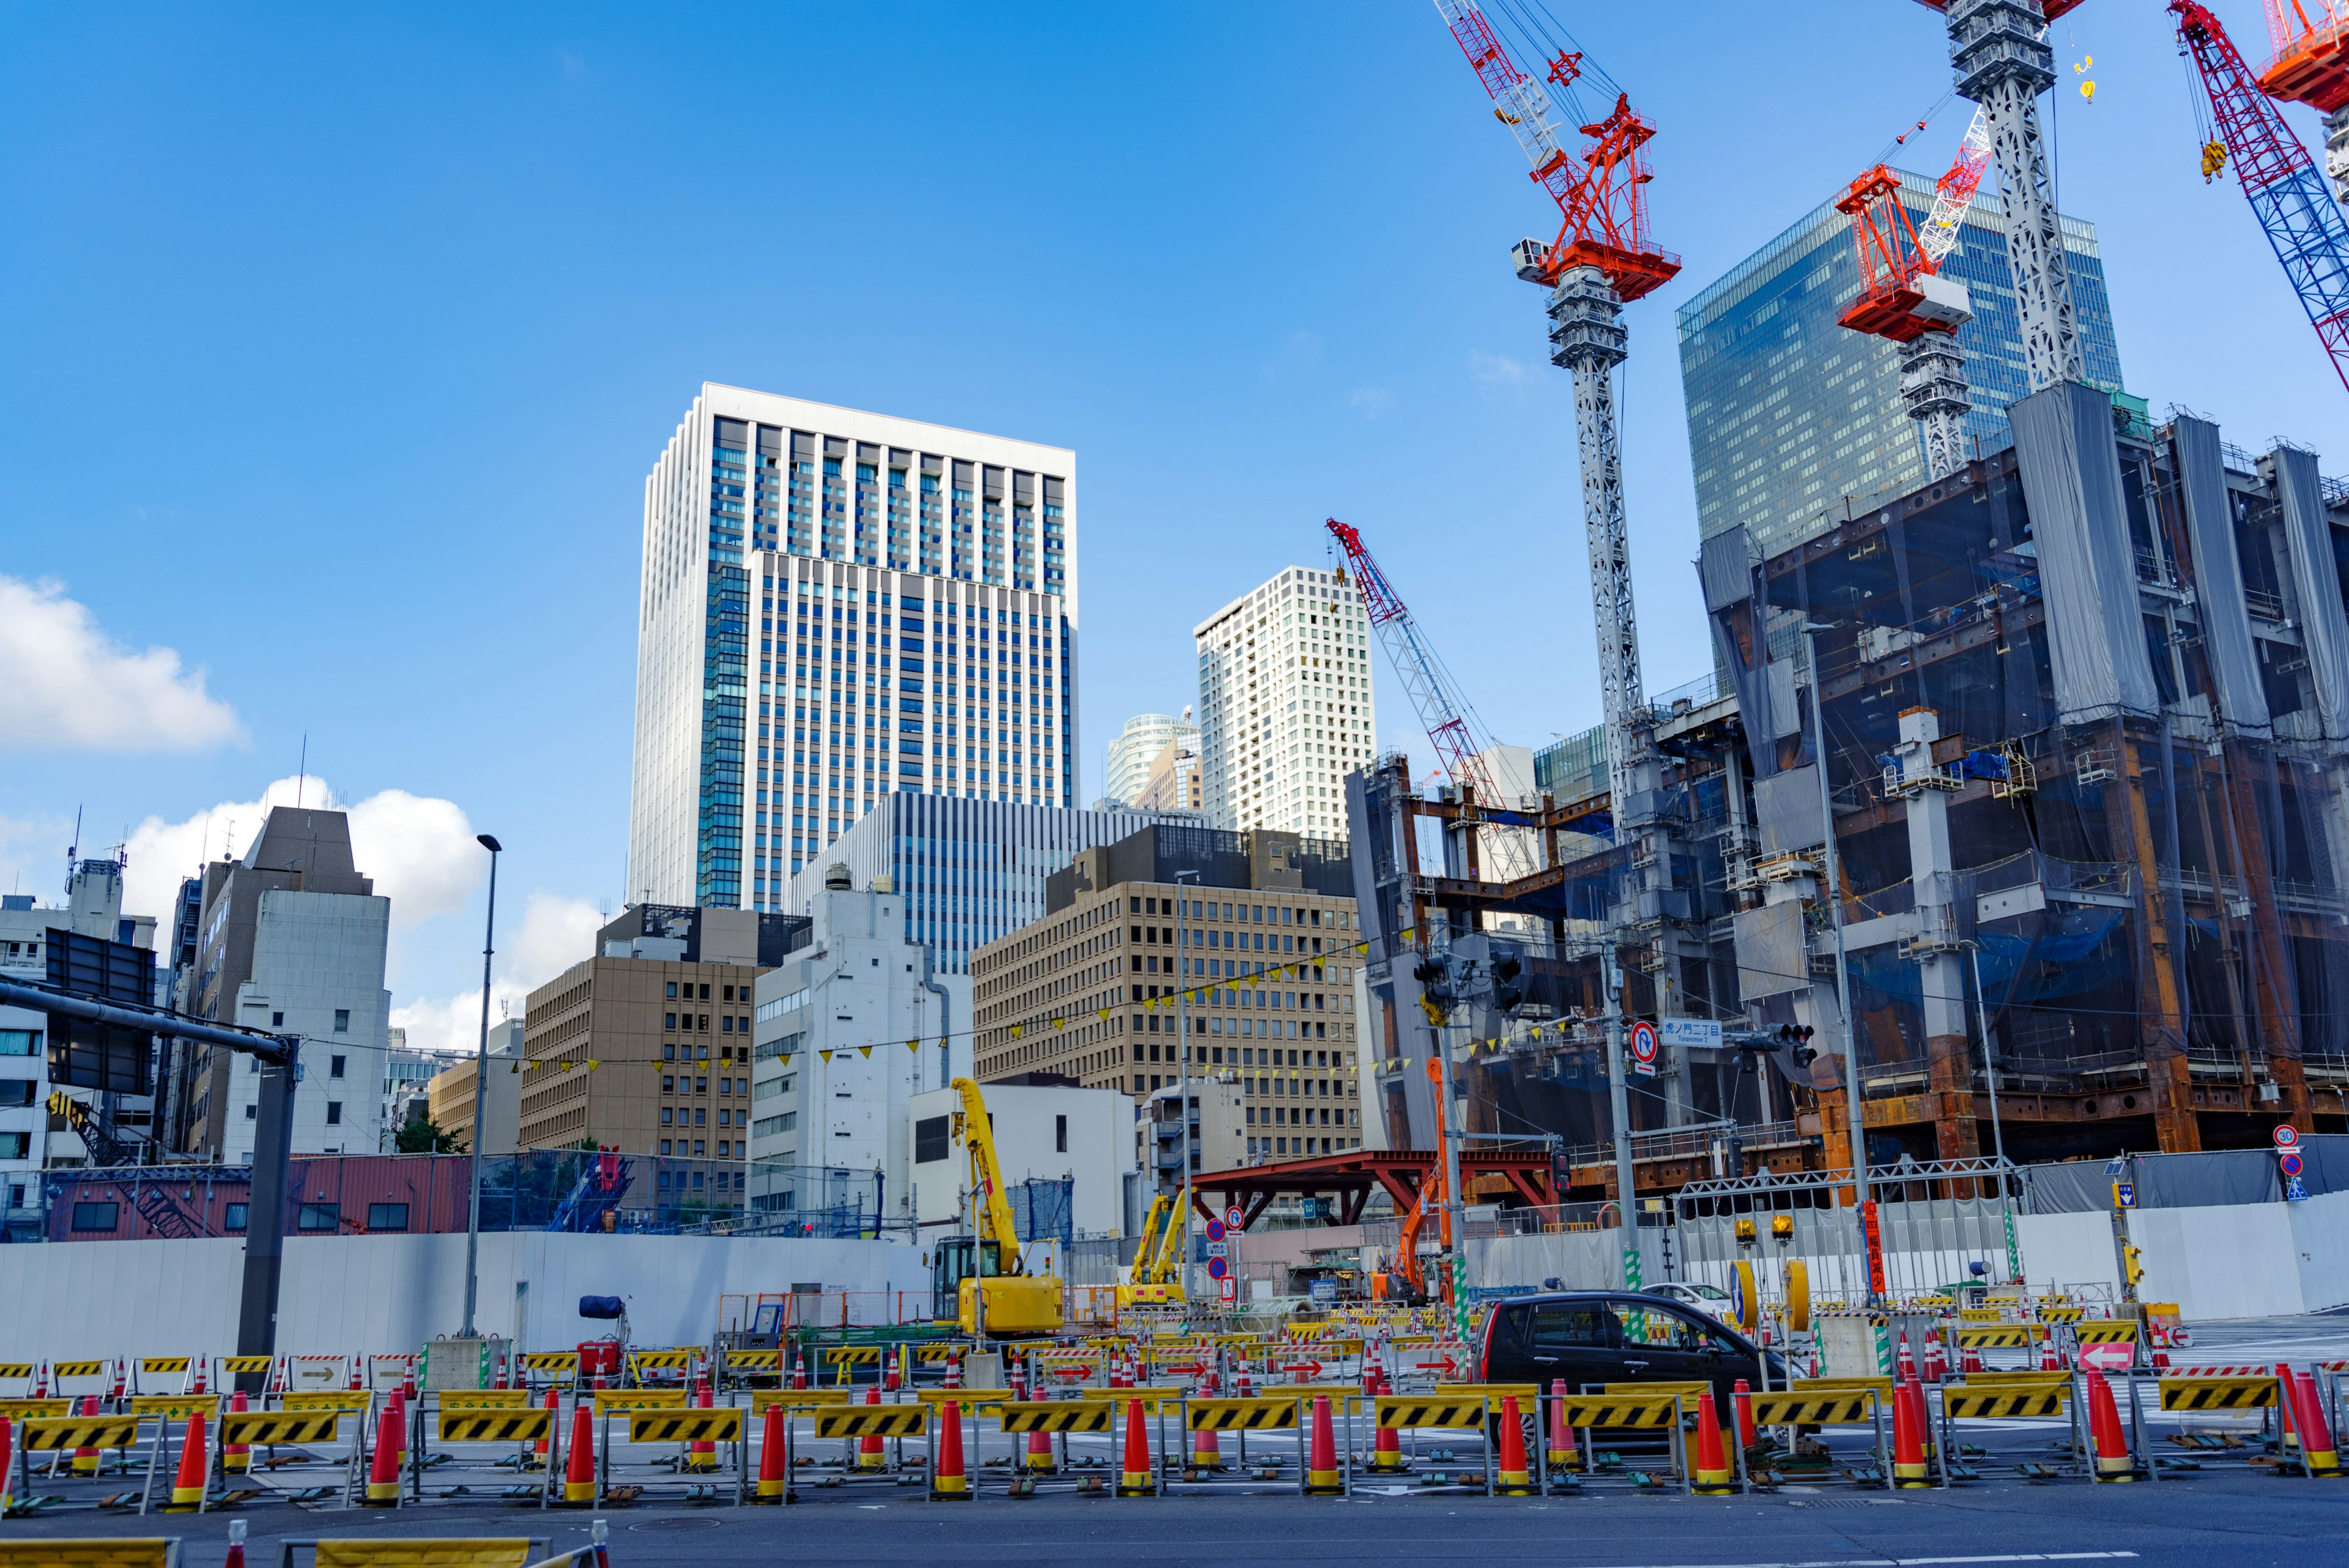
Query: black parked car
[{"left": 1475, "top": 1290, "right": 1786, "bottom": 1415}]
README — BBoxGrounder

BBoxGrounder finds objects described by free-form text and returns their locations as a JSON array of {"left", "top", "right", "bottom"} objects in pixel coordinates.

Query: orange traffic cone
[
  {"left": 1962, "top": 1336, "right": 1984, "bottom": 1375},
  {"left": 942, "top": 1354, "right": 960, "bottom": 1391},
  {"left": 224, "top": 1391, "right": 250, "bottom": 1473},
  {"left": 2086, "top": 1371, "right": 2134, "bottom": 1482},
  {"left": 1896, "top": 1331, "right": 1916, "bottom": 1383},
  {"left": 362, "top": 1402, "right": 403, "bottom": 1505},
  {"left": 1923, "top": 1329, "right": 1947, "bottom": 1383},
  {"left": 1493, "top": 1394, "right": 1531, "bottom": 1495},
  {"left": 930, "top": 1399, "right": 970, "bottom": 1500},
  {"left": 562, "top": 1402, "right": 596, "bottom": 1505},
  {"left": 755, "top": 1400, "right": 790, "bottom": 1503},
  {"left": 535, "top": 1389, "right": 557, "bottom": 1467},
  {"left": 2040, "top": 1331, "right": 2063, "bottom": 1373},
  {"left": 686, "top": 1380, "right": 718, "bottom": 1472},
  {"left": 73, "top": 1394, "right": 101, "bottom": 1475},
  {"left": 856, "top": 1385, "right": 886, "bottom": 1472},
  {"left": 1188, "top": 1416, "right": 1219, "bottom": 1474},
  {"left": 168, "top": 1410, "right": 208, "bottom": 1509},
  {"left": 1732, "top": 1378, "right": 1757, "bottom": 1452},
  {"left": 1692, "top": 1388, "right": 1736, "bottom": 1494},
  {"left": 1305, "top": 1394, "right": 1343, "bottom": 1494},
  {"left": 2292, "top": 1372, "right": 2339, "bottom": 1477},
  {"left": 1371, "top": 1387, "right": 1406, "bottom": 1472},
  {"left": 1116, "top": 1398, "right": 1155, "bottom": 1495},
  {"left": 1890, "top": 1377, "right": 1930, "bottom": 1487},
  {"left": 1545, "top": 1380, "right": 1579, "bottom": 1472},
  {"left": 385, "top": 1387, "right": 407, "bottom": 1463},
  {"left": 790, "top": 1352, "right": 808, "bottom": 1391},
  {"left": 189, "top": 1355, "right": 206, "bottom": 1397}
]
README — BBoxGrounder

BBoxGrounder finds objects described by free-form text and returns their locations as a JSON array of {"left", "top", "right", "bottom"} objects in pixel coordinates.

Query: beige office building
[{"left": 970, "top": 823, "right": 1365, "bottom": 1164}]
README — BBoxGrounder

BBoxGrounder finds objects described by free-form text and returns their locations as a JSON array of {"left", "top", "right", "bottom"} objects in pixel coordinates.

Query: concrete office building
[
  {"left": 628, "top": 386, "right": 1080, "bottom": 915},
  {"left": 1132, "top": 737, "right": 1204, "bottom": 816},
  {"left": 907, "top": 1080, "right": 1133, "bottom": 1241},
  {"left": 746, "top": 874, "right": 973, "bottom": 1231},
  {"left": 1104, "top": 712, "right": 1197, "bottom": 808},
  {"left": 774, "top": 793, "right": 1174, "bottom": 978},
  {"left": 1195, "top": 566, "right": 1378, "bottom": 839},
  {"left": 970, "top": 822, "right": 1367, "bottom": 1162},
  {"left": 1, "top": 858, "right": 161, "bottom": 1228},
  {"left": 424, "top": 1019, "right": 522, "bottom": 1154},
  {"left": 1677, "top": 170, "right": 2127, "bottom": 562},
  {"left": 1137, "top": 1076, "right": 1247, "bottom": 1194},
  {"left": 518, "top": 905, "right": 807, "bottom": 1169},
  {"left": 380, "top": 1027, "right": 445, "bottom": 1146},
  {"left": 181, "top": 809, "right": 390, "bottom": 1165}
]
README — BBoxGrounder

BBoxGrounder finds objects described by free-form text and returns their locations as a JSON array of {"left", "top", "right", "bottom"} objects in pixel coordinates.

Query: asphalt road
[{"left": 7, "top": 1473, "right": 2345, "bottom": 1568}]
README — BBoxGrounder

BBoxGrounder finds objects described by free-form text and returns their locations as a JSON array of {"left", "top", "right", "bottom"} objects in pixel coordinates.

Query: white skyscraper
[
  {"left": 1193, "top": 565, "right": 1377, "bottom": 838},
  {"left": 1102, "top": 710, "right": 1197, "bottom": 808},
  {"left": 629, "top": 386, "right": 1079, "bottom": 913}
]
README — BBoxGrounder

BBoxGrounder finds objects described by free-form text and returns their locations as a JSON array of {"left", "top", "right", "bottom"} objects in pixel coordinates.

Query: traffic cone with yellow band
[
  {"left": 930, "top": 1399, "right": 970, "bottom": 1499},
  {"left": 72, "top": 1395, "right": 100, "bottom": 1475},
  {"left": 685, "top": 1380, "right": 719, "bottom": 1472},
  {"left": 755, "top": 1399, "right": 790, "bottom": 1502},
  {"left": 1545, "top": 1379, "right": 1579, "bottom": 1472},
  {"left": 1693, "top": 1389, "right": 1737, "bottom": 1494},
  {"left": 1493, "top": 1395, "right": 1532, "bottom": 1495},
  {"left": 168, "top": 1410, "right": 207, "bottom": 1509},
  {"left": 1891, "top": 1378, "right": 1931, "bottom": 1487},
  {"left": 1305, "top": 1394, "right": 1343, "bottom": 1494},
  {"left": 2086, "top": 1372, "right": 2134, "bottom": 1482},
  {"left": 362, "top": 1403, "right": 403, "bottom": 1504},
  {"left": 224, "top": 1391, "right": 250, "bottom": 1473},
  {"left": 2292, "top": 1372, "right": 2339, "bottom": 1477},
  {"left": 1116, "top": 1399, "right": 1155, "bottom": 1495},
  {"left": 856, "top": 1384, "right": 887, "bottom": 1471},
  {"left": 562, "top": 1402, "right": 597, "bottom": 1505}
]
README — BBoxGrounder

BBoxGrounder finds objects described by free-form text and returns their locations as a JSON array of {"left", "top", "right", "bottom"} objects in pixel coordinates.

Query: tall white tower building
[
  {"left": 1193, "top": 565, "right": 1377, "bottom": 838},
  {"left": 629, "top": 386, "right": 1080, "bottom": 913},
  {"left": 1102, "top": 710, "right": 1197, "bottom": 808}
]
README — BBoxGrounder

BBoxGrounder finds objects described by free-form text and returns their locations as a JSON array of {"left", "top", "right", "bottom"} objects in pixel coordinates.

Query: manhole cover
[{"left": 629, "top": 1518, "right": 725, "bottom": 1532}]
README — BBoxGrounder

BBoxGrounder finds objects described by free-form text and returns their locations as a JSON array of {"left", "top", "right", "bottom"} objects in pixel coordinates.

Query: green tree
[{"left": 395, "top": 1108, "right": 464, "bottom": 1154}]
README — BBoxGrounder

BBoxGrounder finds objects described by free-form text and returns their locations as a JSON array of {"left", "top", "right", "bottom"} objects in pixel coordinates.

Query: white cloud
[
  {"left": 1262, "top": 330, "right": 1323, "bottom": 377},
  {"left": 1468, "top": 350, "right": 1527, "bottom": 392},
  {"left": 1348, "top": 385, "right": 1396, "bottom": 418},
  {"left": 0, "top": 575, "right": 242, "bottom": 751},
  {"left": 121, "top": 775, "right": 488, "bottom": 930},
  {"left": 390, "top": 893, "right": 604, "bottom": 1055}
]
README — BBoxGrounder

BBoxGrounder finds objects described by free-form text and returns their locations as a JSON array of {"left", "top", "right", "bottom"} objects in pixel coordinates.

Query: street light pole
[
  {"left": 1174, "top": 870, "right": 1200, "bottom": 1299},
  {"left": 1799, "top": 624, "right": 1871, "bottom": 1233},
  {"left": 462, "top": 833, "right": 501, "bottom": 1339},
  {"left": 1964, "top": 942, "right": 2008, "bottom": 1167}
]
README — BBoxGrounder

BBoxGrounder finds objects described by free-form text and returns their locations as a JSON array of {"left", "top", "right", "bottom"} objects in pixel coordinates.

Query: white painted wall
[
  {"left": 0, "top": 1232, "right": 930, "bottom": 1362},
  {"left": 222, "top": 889, "right": 392, "bottom": 1161},
  {"left": 906, "top": 1082, "right": 1134, "bottom": 1239},
  {"left": 2014, "top": 1210, "right": 2123, "bottom": 1299},
  {"left": 2287, "top": 1190, "right": 2349, "bottom": 1312}
]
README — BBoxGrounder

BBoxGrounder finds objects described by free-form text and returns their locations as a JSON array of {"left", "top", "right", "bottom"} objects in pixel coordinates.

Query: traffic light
[
  {"left": 1775, "top": 1023, "right": 1818, "bottom": 1068},
  {"left": 1493, "top": 951, "right": 1524, "bottom": 1013},
  {"left": 2121, "top": 1243, "right": 2145, "bottom": 1288}
]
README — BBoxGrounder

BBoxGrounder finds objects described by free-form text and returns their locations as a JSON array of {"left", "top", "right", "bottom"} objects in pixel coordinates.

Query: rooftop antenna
[
  {"left": 295, "top": 732, "right": 308, "bottom": 809},
  {"left": 67, "top": 806, "right": 82, "bottom": 892}
]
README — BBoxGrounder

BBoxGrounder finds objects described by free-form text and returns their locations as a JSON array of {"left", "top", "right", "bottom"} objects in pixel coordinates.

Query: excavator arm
[
  {"left": 951, "top": 1076, "right": 1025, "bottom": 1271},
  {"left": 1141, "top": 1192, "right": 1186, "bottom": 1286},
  {"left": 946, "top": 1077, "right": 1064, "bottom": 1334},
  {"left": 1397, "top": 1163, "right": 1446, "bottom": 1297},
  {"left": 1130, "top": 1194, "right": 1170, "bottom": 1284}
]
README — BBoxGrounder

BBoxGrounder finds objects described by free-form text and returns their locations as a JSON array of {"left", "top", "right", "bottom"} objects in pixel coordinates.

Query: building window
[
  {"left": 325, "top": 1102, "right": 343, "bottom": 1126},
  {"left": 270, "top": 1012, "right": 284, "bottom": 1027},
  {"left": 224, "top": 1203, "right": 248, "bottom": 1232},
  {"left": 660, "top": 1139, "right": 672, "bottom": 1155},
  {"left": 299, "top": 1203, "right": 340, "bottom": 1231},
  {"left": 0, "top": 1030, "right": 40, "bottom": 1056},
  {"left": 0, "top": 1080, "right": 34, "bottom": 1108},
  {"left": 329, "top": 1055, "right": 346, "bottom": 1079},
  {"left": 72, "top": 1202, "right": 120, "bottom": 1232},
  {"left": 915, "top": 1115, "right": 949, "bottom": 1163},
  {"left": 333, "top": 1009, "right": 350, "bottom": 1033},
  {"left": 661, "top": 1108, "right": 673, "bottom": 1125},
  {"left": 367, "top": 1203, "right": 410, "bottom": 1232},
  {"left": 244, "top": 1104, "right": 257, "bottom": 1120},
  {"left": 1055, "top": 1113, "right": 1067, "bottom": 1153}
]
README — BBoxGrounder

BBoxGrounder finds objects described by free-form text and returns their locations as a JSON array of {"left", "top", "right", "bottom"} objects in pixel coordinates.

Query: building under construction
[{"left": 1348, "top": 382, "right": 2349, "bottom": 1202}]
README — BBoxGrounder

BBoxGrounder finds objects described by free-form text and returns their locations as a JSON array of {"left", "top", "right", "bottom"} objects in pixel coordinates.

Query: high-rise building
[
  {"left": 970, "top": 822, "right": 1366, "bottom": 1165},
  {"left": 1131, "top": 737, "right": 1203, "bottom": 816},
  {"left": 180, "top": 808, "right": 390, "bottom": 1164},
  {"left": 775, "top": 793, "right": 1174, "bottom": 977},
  {"left": 629, "top": 385, "right": 1080, "bottom": 913},
  {"left": 1104, "top": 711, "right": 1196, "bottom": 807},
  {"left": 1195, "top": 565, "right": 1378, "bottom": 838},
  {"left": 1677, "top": 171, "right": 2128, "bottom": 562}
]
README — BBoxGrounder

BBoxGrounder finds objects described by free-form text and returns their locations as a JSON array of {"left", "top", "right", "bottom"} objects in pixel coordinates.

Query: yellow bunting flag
[
  {"left": 857, "top": 1045, "right": 873, "bottom": 1059},
  {"left": 819, "top": 1049, "right": 834, "bottom": 1063},
  {"left": 907, "top": 1039, "right": 919, "bottom": 1053}
]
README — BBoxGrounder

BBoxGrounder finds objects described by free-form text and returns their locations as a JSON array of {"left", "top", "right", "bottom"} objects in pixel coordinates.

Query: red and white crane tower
[
  {"left": 1428, "top": 0, "right": 1677, "bottom": 854},
  {"left": 1834, "top": 163, "right": 1977, "bottom": 479},
  {"left": 2257, "top": 1, "right": 2349, "bottom": 201}
]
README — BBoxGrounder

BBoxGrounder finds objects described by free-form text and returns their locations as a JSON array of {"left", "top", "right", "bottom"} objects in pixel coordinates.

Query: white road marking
[{"left": 1578, "top": 1556, "right": 2139, "bottom": 1568}]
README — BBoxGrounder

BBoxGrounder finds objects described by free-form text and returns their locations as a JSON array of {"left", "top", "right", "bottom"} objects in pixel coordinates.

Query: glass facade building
[
  {"left": 1677, "top": 169, "right": 2127, "bottom": 562},
  {"left": 630, "top": 387, "right": 1080, "bottom": 913}
]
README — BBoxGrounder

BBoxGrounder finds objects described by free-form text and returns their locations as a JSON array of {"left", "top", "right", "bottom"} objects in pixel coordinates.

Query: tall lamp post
[
  {"left": 1173, "top": 869, "right": 1200, "bottom": 1298},
  {"left": 1799, "top": 622, "right": 1872, "bottom": 1296},
  {"left": 461, "top": 833, "right": 502, "bottom": 1339}
]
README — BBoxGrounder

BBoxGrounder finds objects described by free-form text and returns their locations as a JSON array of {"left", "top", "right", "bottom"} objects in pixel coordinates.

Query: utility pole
[
  {"left": 462, "top": 833, "right": 502, "bottom": 1340},
  {"left": 1174, "top": 870, "right": 1199, "bottom": 1298},
  {"left": 1601, "top": 950, "right": 1641, "bottom": 1290},
  {"left": 1802, "top": 624, "right": 1872, "bottom": 1304}
]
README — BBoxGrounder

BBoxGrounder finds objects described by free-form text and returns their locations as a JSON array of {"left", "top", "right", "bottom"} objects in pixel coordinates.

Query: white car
[{"left": 1642, "top": 1281, "right": 1736, "bottom": 1321}]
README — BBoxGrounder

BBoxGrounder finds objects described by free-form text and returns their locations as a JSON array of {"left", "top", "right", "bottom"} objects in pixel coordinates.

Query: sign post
[
  {"left": 1628, "top": 1020, "right": 1660, "bottom": 1079},
  {"left": 2277, "top": 1128, "right": 2309, "bottom": 1202}
]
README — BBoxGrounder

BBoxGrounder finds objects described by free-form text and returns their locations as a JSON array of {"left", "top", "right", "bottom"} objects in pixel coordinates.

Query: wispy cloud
[
  {"left": 0, "top": 576, "right": 240, "bottom": 752},
  {"left": 1262, "top": 330, "right": 1323, "bottom": 377},
  {"left": 390, "top": 893, "right": 605, "bottom": 1053},
  {"left": 1348, "top": 385, "right": 1396, "bottom": 418},
  {"left": 1468, "top": 350, "right": 1527, "bottom": 393}
]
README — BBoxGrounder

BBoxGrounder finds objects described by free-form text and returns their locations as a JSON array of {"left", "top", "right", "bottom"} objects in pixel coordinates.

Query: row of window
[{"left": 68, "top": 1200, "right": 410, "bottom": 1233}]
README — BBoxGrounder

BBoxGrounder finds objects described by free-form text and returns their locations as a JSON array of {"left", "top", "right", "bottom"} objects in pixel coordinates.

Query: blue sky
[{"left": 2, "top": 2, "right": 2337, "bottom": 1049}]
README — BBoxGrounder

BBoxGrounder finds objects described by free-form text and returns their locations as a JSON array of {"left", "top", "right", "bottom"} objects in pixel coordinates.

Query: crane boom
[
  {"left": 1919, "top": 107, "right": 1995, "bottom": 266},
  {"left": 2178, "top": 0, "right": 2349, "bottom": 395},
  {"left": 952, "top": 1076, "right": 1023, "bottom": 1262},
  {"left": 1326, "top": 518, "right": 1536, "bottom": 880}
]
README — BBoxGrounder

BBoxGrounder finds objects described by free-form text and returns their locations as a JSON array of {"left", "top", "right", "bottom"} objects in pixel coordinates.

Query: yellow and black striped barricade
[
  {"left": 974, "top": 1398, "right": 1116, "bottom": 1493},
  {"left": 20, "top": 1413, "right": 149, "bottom": 1501},
  {"left": 719, "top": 1349, "right": 780, "bottom": 1388},
  {"left": 821, "top": 1347, "right": 883, "bottom": 1386},
  {"left": 418, "top": 1405, "right": 560, "bottom": 1507},
  {"left": 218, "top": 1356, "right": 273, "bottom": 1397},
  {"left": 620, "top": 1406, "right": 748, "bottom": 1505},
  {"left": 1941, "top": 1378, "right": 2078, "bottom": 1481},
  {"left": 516, "top": 1352, "right": 579, "bottom": 1390},
  {"left": 218, "top": 1408, "right": 356, "bottom": 1509},
  {"left": 272, "top": 1540, "right": 553, "bottom": 1567},
  {"left": 0, "top": 1364, "right": 35, "bottom": 1389},
  {"left": 0, "top": 1397, "right": 72, "bottom": 1421},
  {"left": 2159, "top": 1373, "right": 2282, "bottom": 1468},
  {"left": 800, "top": 1401, "right": 925, "bottom": 1484},
  {"left": 1746, "top": 1388, "right": 1887, "bottom": 1491},
  {"left": 437, "top": 1391, "right": 530, "bottom": 1410},
  {"left": 623, "top": 1349, "right": 698, "bottom": 1388},
  {"left": 1180, "top": 1395, "right": 1332, "bottom": 1495},
  {"left": 588, "top": 1389, "right": 683, "bottom": 1417},
  {"left": 1541, "top": 1391, "right": 1687, "bottom": 1496},
  {"left": 1376, "top": 1391, "right": 1510, "bottom": 1496},
  {"left": 1956, "top": 1323, "right": 2044, "bottom": 1361},
  {"left": 133, "top": 1358, "right": 192, "bottom": 1397},
  {"left": 122, "top": 1394, "right": 221, "bottom": 1508},
  {"left": 0, "top": 1542, "right": 184, "bottom": 1567}
]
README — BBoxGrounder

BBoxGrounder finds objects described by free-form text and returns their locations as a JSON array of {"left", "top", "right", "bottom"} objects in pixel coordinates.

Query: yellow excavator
[
  {"left": 1116, "top": 1192, "right": 1188, "bottom": 1307},
  {"left": 934, "top": 1077, "right": 1064, "bottom": 1336}
]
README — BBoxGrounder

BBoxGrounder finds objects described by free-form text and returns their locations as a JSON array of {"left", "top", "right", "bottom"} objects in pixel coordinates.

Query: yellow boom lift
[
  {"left": 933, "top": 1077, "right": 1064, "bottom": 1336},
  {"left": 1116, "top": 1192, "right": 1188, "bottom": 1307}
]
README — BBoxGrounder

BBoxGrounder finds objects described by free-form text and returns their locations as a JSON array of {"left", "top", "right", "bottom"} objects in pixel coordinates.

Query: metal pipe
[
  {"left": 1174, "top": 869, "right": 1200, "bottom": 1299},
  {"left": 462, "top": 834, "right": 501, "bottom": 1339},
  {"left": 1601, "top": 950, "right": 1639, "bottom": 1290},
  {"left": 1800, "top": 624, "right": 1870, "bottom": 1230},
  {"left": 1965, "top": 943, "right": 2008, "bottom": 1169},
  {"left": 0, "top": 980, "right": 294, "bottom": 1065}
]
